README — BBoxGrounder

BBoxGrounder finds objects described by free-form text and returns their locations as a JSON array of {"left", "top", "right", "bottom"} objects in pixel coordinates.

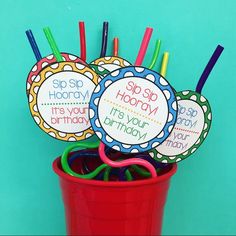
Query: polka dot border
[
  {"left": 149, "top": 90, "right": 212, "bottom": 163},
  {"left": 28, "top": 61, "right": 99, "bottom": 142},
  {"left": 89, "top": 66, "right": 177, "bottom": 153},
  {"left": 26, "top": 52, "right": 86, "bottom": 96},
  {"left": 90, "top": 56, "right": 132, "bottom": 71}
]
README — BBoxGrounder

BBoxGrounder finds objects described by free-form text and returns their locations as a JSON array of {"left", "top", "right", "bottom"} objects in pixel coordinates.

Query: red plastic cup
[{"left": 53, "top": 156, "right": 177, "bottom": 236}]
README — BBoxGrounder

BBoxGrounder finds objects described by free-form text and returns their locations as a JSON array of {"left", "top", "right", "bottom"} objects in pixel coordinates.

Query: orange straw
[{"left": 113, "top": 37, "right": 119, "bottom": 56}]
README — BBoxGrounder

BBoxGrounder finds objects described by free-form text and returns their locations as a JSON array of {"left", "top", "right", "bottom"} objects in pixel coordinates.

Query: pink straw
[
  {"left": 99, "top": 142, "right": 157, "bottom": 178},
  {"left": 97, "top": 27, "right": 156, "bottom": 178},
  {"left": 135, "top": 27, "right": 153, "bottom": 66}
]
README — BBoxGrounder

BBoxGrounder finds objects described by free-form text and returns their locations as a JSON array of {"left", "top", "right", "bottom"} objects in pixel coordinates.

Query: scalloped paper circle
[
  {"left": 89, "top": 66, "right": 177, "bottom": 153},
  {"left": 148, "top": 90, "right": 212, "bottom": 163},
  {"left": 28, "top": 61, "right": 99, "bottom": 142}
]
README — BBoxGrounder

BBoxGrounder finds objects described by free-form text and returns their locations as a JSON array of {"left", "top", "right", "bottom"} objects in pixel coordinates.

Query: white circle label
[
  {"left": 156, "top": 99, "right": 204, "bottom": 155},
  {"left": 98, "top": 77, "right": 169, "bottom": 144},
  {"left": 90, "top": 66, "right": 177, "bottom": 153},
  {"left": 37, "top": 71, "right": 96, "bottom": 133}
]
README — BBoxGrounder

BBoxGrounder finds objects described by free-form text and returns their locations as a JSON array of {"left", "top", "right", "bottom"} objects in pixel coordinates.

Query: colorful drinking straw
[
  {"left": 90, "top": 23, "right": 131, "bottom": 72},
  {"left": 89, "top": 22, "right": 110, "bottom": 78},
  {"left": 61, "top": 141, "right": 108, "bottom": 179},
  {"left": 97, "top": 27, "right": 158, "bottom": 178},
  {"left": 196, "top": 46, "right": 223, "bottom": 94},
  {"left": 113, "top": 38, "right": 119, "bottom": 57},
  {"left": 135, "top": 27, "right": 153, "bottom": 66},
  {"left": 64, "top": 142, "right": 133, "bottom": 180},
  {"left": 79, "top": 21, "right": 86, "bottom": 62},
  {"left": 118, "top": 155, "right": 167, "bottom": 180},
  {"left": 100, "top": 21, "right": 109, "bottom": 57},
  {"left": 149, "top": 45, "right": 224, "bottom": 163},
  {"left": 99, "top": 142, "right": 157, "bottom": 178},
  {"left": 69, "top": 150, "right": 99, "bottom": 174},
  {"left": 148, "top": 39, "right": 161, "bottom": 70},
  {"left": 160, "top": 52, "right": 169, "bottom": 77},
  {"left": 43, "top": 27, "right": 64, "bottom": 62},
  {"left": 104, "top": 167, "right": 133, "bottom": 181},
  {"left": 26, "top": 30, "right": 42, "bottom": 61}
]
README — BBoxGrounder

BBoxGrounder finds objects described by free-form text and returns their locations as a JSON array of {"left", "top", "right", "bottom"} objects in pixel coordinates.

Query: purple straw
[
  {"left": 100, "top": 22, "right": 109, "bottom": 57},
  {"left": 196, "top": 45, "right": 224, "bottom": 94}
]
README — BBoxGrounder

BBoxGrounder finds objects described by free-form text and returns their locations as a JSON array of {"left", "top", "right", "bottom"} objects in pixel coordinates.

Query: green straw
[
  {"left": 148, "top": 39, "right": 161, "bottom": 70},
  {"left": 43, "top": 27, "right": 63, "bottom": 62},
  {"left": 132, "top": 165, "right": 161, "bottom": 177},
  {"left": 61, "top": 141, "right": 108, "bottom": 179}
]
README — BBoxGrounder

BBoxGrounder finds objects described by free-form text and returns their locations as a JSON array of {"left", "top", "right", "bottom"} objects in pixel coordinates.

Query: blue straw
[
  {"left": 196, "top": 45, "right": 224, "bottom": 94},
  {"left": 26, "top": 29, "right": 42, "bottom": 61},
  {"left": 100, "top": 22, "right": 109, "bottom": 57}
]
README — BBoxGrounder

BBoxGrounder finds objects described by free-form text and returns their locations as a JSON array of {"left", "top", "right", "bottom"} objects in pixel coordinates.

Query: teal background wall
[{"left": 0, "top": 0, "right": 235, "bottom": 235}]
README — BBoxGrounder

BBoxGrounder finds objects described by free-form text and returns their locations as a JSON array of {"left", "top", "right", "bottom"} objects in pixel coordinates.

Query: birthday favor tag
[
  {"left": 26, "top": 53, "right": 86, "bottom": 95},
  {"left": 28, "top": 61, "right": 99, "bottom": 141},
  {"left": 90, "top": 56, "right": 131, "bottom": 72},
  {"left": 149, "top": 90, "right": 212, "bottom": 163},
  {"left": 89, "top": 66, "right": 177, "bottom": 153}
]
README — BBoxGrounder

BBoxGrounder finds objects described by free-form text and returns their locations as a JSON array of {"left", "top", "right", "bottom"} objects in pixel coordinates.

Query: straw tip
[
  {"left": 43, "top": 26, "right": 50, "bottom": 31},
  {"left": 146, "top": 27, "right": 154, "bottom": 32},
  {"left": 217, "top": 44, "right": 224, "bottom": 51}
]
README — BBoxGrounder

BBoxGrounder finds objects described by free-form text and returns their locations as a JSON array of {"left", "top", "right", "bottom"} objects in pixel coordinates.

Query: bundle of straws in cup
[{"left": 26, "top": 21, "right": 224, "bottom": 235}]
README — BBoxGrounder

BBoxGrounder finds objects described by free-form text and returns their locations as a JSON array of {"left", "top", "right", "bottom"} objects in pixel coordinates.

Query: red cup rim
[{"left": 53, "top": 157, "right": 177, "bottom": 187}]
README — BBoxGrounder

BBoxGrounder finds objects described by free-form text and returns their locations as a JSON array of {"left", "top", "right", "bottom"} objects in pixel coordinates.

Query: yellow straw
[{"left": 160, "top": 52, "right": 169, "bottom": 77}]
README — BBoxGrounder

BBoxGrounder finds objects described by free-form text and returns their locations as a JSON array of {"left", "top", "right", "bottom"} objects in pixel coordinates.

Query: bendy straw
[
  {"left": 148, "top": 39, "right": 161, "bottom": 70},
  {"left": 196, "top": 45, "right": 224, "bottom": 93}
]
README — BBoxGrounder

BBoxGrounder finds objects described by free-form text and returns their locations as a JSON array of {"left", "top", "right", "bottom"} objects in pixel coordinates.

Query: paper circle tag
[
  {"left": 90, "top": 56, "right": 132, "bottom": 72},
  {"left": 29, "top": 61, "right": 99, "bottom": 141},
  {"left": 26, "top": 53, "right": 85, "bottom": 95},
  {"left": 149, "top": 90, "right": 212, "bottom": 163},
  {"left": 89, "top": 66, "right": 177, "bottom": 153}
]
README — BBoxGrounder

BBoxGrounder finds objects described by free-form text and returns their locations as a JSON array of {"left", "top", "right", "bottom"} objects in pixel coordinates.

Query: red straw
[
  {"left": 79, "top": 21, "right": 86, "bottom": 61},
  {"left": 135, "top": 27, "right": 153, "bottom": 66}
]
